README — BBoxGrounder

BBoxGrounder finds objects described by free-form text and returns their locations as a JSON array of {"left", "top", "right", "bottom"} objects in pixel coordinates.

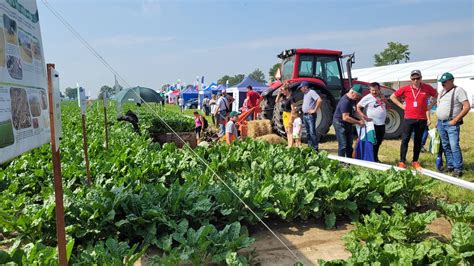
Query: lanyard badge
[{"left": 411, "top": 85, "right": 421, "bottom": 108}]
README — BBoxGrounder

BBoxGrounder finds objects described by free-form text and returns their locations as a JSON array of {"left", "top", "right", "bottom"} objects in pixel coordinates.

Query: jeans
[
  {"left": 333, "top": 120, "right": 353, "bottom": 157},
  {"left": 303, "top": 114, "right": 318, "bottom": 151},
  {"left": 400, "top": 119, "right": 427, "bottom": 163},
  {"left": 437, "top": 120, "right": 463, "bottom": 171},
  {"left": 373, "top": 125, "right": 385, "bottom": 162},
  {"left": 217, "top": 110, "right": 227, "bottom": 136},
  {"left": 204, "top": 106, "right": 210, "bottom": 116}
]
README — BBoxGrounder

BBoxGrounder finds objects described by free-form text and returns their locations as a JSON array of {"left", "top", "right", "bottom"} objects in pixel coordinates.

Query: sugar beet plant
[{"left": 0, "top": 101, "right": 446, "bottom": 265}]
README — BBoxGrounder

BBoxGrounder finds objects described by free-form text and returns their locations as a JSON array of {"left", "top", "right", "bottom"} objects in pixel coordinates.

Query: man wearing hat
[
  {"left": 299, "top": 81, "right": 322, "bottom": 151},
  {"left": 333, "top": 84, "right": 365, "bottom": 158},
  {"left": 214, "top": 90, "right": 234, "bottom": 137},
  {"left": 390, "top": 70, "right": 438, "bottom": 170},
  {"left": 436, "top": 72, "right": 470, "bottom": 177},
  {"left": 225, "top": 111, "right": 240, "bottom": 144}
]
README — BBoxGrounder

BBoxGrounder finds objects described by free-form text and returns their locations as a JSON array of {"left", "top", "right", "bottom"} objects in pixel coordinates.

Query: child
[
  {"left": 291, "top": 109, "right": 302, "bottom": 147},
  {"left": 193, "top": 111, "right": 205, "bottom": 144}
]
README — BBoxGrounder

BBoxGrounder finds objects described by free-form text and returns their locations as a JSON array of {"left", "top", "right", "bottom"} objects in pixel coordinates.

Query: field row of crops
[{"left": 0, "top": 102, "right": 472, "bottom": 265}]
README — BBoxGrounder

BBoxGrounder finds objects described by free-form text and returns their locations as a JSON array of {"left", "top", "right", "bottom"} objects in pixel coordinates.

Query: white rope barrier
[{"left": 327, "top": 154, "right": 474, "bottom": 191}]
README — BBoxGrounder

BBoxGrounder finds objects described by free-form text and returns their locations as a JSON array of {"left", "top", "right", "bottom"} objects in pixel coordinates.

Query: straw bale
[
  {"left": 255, "top": 134, "right": 285, "bottom": 144},
  {"left": 247, "top": 119, "right": 272, "bottom": 138}
]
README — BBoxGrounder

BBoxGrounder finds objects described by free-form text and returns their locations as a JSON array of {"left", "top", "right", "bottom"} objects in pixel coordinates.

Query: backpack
[{"left": 202, "top": 117, "right": 209, "bottom": 129}]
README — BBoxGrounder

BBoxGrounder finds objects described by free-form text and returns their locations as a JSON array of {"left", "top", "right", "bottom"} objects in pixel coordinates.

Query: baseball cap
[
  {"left": 298, "top": 81, "right": 309, "bottom": 89},
  {"left": 229, "top": 111, "right": 240, "bottom": 117},
  {"left": 351, "top": 84, "right": 363, "bottom": 96},
  {"left": 410, "top": 70, "right": 422, "bottom": 77},
  {"left": 438, "top": 72, "right": 454, "bottom": 83}
]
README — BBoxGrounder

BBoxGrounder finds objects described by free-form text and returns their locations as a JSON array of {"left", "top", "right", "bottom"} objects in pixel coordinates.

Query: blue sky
[{"left": 37, "top": 0, "right": 474, "bottom": 97}]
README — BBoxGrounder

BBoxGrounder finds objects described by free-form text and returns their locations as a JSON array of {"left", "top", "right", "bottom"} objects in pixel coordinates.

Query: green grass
[{"left": 163, "top": 103, "right": 202, "bottom": 117}]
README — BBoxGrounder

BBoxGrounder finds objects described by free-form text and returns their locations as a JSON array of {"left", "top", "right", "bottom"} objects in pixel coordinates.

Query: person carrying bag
[{"left": 355, "top": 125, "right": 375, "bottom": 162}]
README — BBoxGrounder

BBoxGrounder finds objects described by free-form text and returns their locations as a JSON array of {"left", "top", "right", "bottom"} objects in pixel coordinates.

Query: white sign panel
[
  {"left": 52, "top": 69, "right": 61, "bottom": 150},
  {"left": 77, "top": 86, "right": 86, "bottom": 115},
  {"left": 0, "top": 0, "right": 48, "bottom": 164},
  {"left": 103, "top": 91, "right": 108, "bottom": 106}
]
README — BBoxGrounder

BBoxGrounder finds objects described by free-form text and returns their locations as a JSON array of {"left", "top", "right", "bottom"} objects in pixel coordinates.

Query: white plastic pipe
[{"left": 327, "top": 155, "right": 474, "bottom": 191}]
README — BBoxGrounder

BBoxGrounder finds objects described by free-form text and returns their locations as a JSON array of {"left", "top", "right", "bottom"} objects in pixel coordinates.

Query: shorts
[
  {"left": 283, "top": 111, "right": 291, "bottom": 128},
  {"left": 195, "top": 126, "right": 202, "bottom": 138}
]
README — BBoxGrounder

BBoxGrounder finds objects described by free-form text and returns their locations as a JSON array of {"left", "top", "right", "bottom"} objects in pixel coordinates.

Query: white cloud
[{"left": 92, "top": 35, "right": 175, "bottom": 48}]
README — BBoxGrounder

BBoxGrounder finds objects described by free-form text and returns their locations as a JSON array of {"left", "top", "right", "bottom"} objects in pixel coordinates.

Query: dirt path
[
  {"left": 250, "top": 220, "right": 352, "bottom": 266},
  {"left": 249, "top": 217, "right": 452, "bottom": 266}
]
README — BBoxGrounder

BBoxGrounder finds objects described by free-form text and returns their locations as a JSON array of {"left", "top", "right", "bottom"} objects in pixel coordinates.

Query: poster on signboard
[
  {"left": 0, "top": 0, "right": 48, "bottom": 164},
  {"left": 77, "top": 86, "right": 86, "bottom": 115}
]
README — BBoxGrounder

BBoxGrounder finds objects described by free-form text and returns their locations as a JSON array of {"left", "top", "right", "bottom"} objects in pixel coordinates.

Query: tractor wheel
[
  {"left": 272, "top": 91, "right": 333, "bottom": 141},
  {"left": 261, "top": 96, "right": 275, "bottom": 121},
  {"left": 384, "top": 103, "right": 403, "bottom": 139},
  {"left": 272, "top": 101, "right": 286, "bottom": 136},
  {"left": 294, "top": 93, "right": 333, "bottom": 141}
]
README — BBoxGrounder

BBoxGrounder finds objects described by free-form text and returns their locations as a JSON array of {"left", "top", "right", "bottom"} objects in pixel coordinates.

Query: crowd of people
[
  {"left": 185, "top": 70, "right": 470, "bottom": 177},
  {"left": 336, "top": 70, "right": 469, "bottom": 177}
]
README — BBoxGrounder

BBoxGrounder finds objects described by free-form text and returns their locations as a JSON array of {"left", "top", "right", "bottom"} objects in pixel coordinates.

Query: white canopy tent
[{"left": 350, "top": 55, "right": 474, "bottom": 108}]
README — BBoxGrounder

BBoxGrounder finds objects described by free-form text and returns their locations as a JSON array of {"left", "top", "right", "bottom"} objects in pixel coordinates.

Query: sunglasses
[{"left": 411, "top": 77, "right": 421, "bottom": 81}]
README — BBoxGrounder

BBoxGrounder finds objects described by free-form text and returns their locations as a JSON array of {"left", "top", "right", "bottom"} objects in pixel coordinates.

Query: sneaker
[
  {"left": 412, "top": 161, "right": 422, "bottom": 171},
  {"left": 397, "top": 162, "right": 407, "bottom": 169},
  {"left": 453, "top": 170, "right": 463, "bottom": 177}
]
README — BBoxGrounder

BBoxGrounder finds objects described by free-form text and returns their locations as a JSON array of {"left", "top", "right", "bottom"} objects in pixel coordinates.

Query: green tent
[{"left": 113, "top": 86, "right": 163, "bottom": 104}]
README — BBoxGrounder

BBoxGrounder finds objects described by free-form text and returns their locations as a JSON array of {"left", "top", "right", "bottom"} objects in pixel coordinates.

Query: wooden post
[
  {"left": 47, "top": 64, "right": 68, "bottom": 266},
  {"left": 81, "top": 114, "right": 92, "bottom": 186}
]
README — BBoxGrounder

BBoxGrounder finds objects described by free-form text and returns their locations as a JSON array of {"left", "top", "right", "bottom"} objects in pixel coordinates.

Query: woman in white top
[{"left": 356, "top": 82, "right": 388, "bottom": 162}]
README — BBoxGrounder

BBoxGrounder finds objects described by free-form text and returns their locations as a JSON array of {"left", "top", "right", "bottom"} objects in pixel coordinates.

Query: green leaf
[
  {"left": 0, "top": 251, "right": 11, "bottom": 264},
  {"left": 367, "top": 192, "right": 383, "bottom": 203},
  {"left": 66, "top": 239, "right": 75, "bottom": 261},
  {"left": 325, "top": 212, "right": 336, "bottom": 228}
]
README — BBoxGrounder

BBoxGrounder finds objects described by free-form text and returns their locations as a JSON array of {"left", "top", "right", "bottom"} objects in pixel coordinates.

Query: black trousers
[
  {"left": 400, "top": 119, "right": 427, "bottom": 163},
  {"left": 373, "top": 125, "right": 385, "bottom": 162}
]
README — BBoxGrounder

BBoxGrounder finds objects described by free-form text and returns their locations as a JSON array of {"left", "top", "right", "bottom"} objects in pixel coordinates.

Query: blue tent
[
  {"left": 232, "top": 76, "right": 267, "bottom": 92},
  {"left": 216, "top": 84, "right": 226, "bottom": 92},
  {"left": 180, "top": 86, "right": 199, "bottom": 102},
  {"left": 227, "top": 76, "right": 267, "bottom": 111},
  {"left": 199, "top": 82, "right": 217, "bottom": 96}
]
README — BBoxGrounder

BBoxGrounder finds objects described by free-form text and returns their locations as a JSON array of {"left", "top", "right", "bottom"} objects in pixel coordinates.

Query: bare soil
[
  {"left": 250, "top": 219, "right": 352, "bottom": 266},
  {"left": 249, "top": 217, "right": 452, "bottom": 266}
]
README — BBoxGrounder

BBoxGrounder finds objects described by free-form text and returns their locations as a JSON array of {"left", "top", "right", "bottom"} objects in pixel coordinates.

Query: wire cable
[{"left": 41, "top": 0, "right": 301, "bottom": 261}]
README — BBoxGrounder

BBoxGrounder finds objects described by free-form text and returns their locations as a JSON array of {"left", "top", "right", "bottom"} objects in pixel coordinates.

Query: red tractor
[{"left": 261, "top": 48, "right": 404, "bottom": 140}]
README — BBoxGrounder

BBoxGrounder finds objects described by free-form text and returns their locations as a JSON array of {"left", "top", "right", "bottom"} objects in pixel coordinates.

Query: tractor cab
[{"left": 278, "top": 48, "right": 348, "bottom": 100}]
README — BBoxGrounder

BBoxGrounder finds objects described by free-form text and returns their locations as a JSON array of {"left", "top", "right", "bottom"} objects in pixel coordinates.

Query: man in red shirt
[
  {"left": 246, "top": 85, "right": 263, "bottom": 120},
  {"left": 390, "top": 70, "right": 437, "bottom": 170}
]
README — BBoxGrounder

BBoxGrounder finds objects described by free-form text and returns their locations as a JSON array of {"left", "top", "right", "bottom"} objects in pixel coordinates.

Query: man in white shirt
[{"left": 436, "top": 72, "right": 470, "bottom": 177}]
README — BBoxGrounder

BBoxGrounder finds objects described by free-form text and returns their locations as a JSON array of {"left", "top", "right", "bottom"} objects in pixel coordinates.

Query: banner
[
  {"left": 77, "top": 86, "right": 86, "bottom": 114},
  {"left": 0, "top": 0, "right": 48, "bottom": 164}
]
